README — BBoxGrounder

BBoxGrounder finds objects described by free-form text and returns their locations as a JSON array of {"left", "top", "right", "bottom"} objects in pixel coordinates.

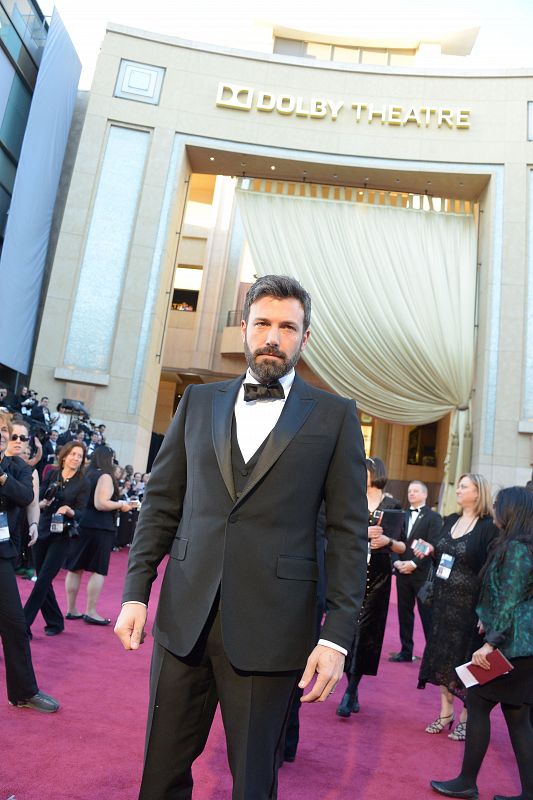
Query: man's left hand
[{"left": 298, "top": 644, "right": 345, "bottom": 703}]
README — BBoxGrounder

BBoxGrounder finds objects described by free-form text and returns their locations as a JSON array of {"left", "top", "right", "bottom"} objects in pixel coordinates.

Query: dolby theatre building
[{"left": 31, "top": 22, "right": 533, "bottom": 509}]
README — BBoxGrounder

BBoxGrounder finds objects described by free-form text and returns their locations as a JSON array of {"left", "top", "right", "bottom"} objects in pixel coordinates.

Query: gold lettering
[
  {"left": 420, "top": 107, "right": 437, "bottom": 127},
  {"left": 328, "top": 99, "right": 344, "bottom": 121},
  {"left": 403, "top": 107, "right": 421, "bottom": 126},
  {"left": 437, "top": 108, "right": 454, "bottom": 128},
  {"left": 295, "top": 97, "right": 309, "bottom": 117},
  {"left": 256, "top": 92, "right": 275, "bottom": 112},
  {"left": 387, "top": 105, "right": 403, "bottom": 125},
  {"left": 215, "top": 82, "right": 253, "bottom": 111},
  {"left": 367, "top": 104, "right": 387, "bottom": 123},
  {"left": 309, "top": 98, "right": 327, "bottom": 118},
  {"left": 456, "top": 109, "right": 471, "bottom": 129},
  {"left": 352, "top": 103, "right": 367, "bottom": 122},
  {"left": 276, "top": 95, "right": 296, "bottom": 115}
]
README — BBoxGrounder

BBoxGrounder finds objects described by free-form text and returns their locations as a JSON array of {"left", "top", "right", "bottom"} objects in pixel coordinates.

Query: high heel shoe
[
  {"left": 336, "top": 687, "right": 359, "bottom": 717},
  {"left": 448, "top": 721, "right": 467, "bottom": 741},
  {"left": 425, "top": 712, "right": 454, "bottom": 734}
]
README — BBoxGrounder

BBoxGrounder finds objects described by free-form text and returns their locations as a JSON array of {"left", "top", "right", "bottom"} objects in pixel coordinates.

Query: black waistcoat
[{"left": 230, "top": 415, "right": 269, "bottom": 498}]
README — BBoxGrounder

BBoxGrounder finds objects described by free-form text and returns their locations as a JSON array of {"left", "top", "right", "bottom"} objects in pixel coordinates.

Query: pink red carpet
[{"left": 2, "top": 551, "right": 519, "bottom": 800}]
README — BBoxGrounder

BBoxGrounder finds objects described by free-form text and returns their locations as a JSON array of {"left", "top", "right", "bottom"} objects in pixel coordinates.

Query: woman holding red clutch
[{"left": 430, "top": 486, "right": 533, "bottom": 800}]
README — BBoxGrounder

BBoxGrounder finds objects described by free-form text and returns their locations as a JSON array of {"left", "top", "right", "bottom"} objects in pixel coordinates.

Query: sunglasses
[{"left": 11, "top": 433, "right": 29, "bottom": 442}]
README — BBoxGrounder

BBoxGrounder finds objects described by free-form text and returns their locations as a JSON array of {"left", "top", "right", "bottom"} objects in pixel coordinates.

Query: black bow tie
[
  {"left": 410, "top": 508, "right": 420, "bottom": 513},
  {"left": 243, "top": 381, "right": 285, "bottom": 402}
]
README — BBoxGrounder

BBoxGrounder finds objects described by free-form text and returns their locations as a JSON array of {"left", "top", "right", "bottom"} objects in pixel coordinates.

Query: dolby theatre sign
[{"left": 216, "top": 82, "right": 471, "bottom": 129}]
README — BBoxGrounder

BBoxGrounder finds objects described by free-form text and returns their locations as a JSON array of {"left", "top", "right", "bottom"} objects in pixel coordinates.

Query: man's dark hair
[{"left": 242, "top": 275, "right": 311, "bottom": 331}]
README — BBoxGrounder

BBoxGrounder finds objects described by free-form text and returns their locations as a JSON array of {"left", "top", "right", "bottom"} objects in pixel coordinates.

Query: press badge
[
  {"left": 0, "top": 511, "right": 9, "bottom": 542},
  {"left": 50, "top": 513, "right": 64, "bottom": 533},
  {"left": 436, "top": 553, "right": 455, "bottom": 579}
]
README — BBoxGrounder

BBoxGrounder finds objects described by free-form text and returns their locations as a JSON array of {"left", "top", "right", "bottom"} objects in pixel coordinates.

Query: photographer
[{"left": 23, "top": 441, "right": 89, "bottom": 637}]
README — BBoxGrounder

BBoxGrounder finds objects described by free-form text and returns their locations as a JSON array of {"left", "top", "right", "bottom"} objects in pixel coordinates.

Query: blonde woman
[{"left": 415, "top": 473, "right": 497, "bottom": 740}]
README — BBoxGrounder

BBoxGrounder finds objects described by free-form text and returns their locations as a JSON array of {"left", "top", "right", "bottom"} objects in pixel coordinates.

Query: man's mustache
[{"left": 253, "top": 347, "right": 287, "bottom": 359}]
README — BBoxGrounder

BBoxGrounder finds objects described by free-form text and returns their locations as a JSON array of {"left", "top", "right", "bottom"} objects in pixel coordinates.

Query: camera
[{"left": 43, "top": 481, "right": 60, "bottom": 503}]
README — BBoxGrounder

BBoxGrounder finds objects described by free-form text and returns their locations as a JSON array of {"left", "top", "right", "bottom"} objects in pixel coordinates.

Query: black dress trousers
[{"left": 0, "top": 558, "right": 38, "bottom": 702}]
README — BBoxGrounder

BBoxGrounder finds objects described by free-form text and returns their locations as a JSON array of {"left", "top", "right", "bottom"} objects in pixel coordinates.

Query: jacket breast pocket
[
  {"left": 277, "top": 555, "right": 319, "bottom": 581},
  {"left": 170, "top": 537, "right": 188, "bottom": 561}
]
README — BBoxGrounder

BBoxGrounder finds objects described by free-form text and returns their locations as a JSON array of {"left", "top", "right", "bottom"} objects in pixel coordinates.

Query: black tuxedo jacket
[
  {"left": 397, "top": 505, "right": 442, "bottom": 585},
  {"left": 124, "top": 374, "right": 368, "bottom": 672},
  {"left": 0, "top": 456, "right": 34, "bottom": 559}
]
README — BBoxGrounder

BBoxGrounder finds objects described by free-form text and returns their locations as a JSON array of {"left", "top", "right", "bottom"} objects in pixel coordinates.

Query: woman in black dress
[
  {"left": 430, "top": 486, "right": 533, "bottom": 800},
  {"left": 337, "top": 457, "right": 406, "bottom": 716},
  {"left": 416, "top": 473, "right": 497, "bottom": 740},
  {"left": 65, "top": 446, "right": 133, "bottom": 625},
  {"left": 24, "top": 441, "right": 89, "bottom": 636}
]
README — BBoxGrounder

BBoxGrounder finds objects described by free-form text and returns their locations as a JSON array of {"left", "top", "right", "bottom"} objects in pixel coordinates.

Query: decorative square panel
[{"left": 114, "top": 59, "right": 165, "bottom": 105}]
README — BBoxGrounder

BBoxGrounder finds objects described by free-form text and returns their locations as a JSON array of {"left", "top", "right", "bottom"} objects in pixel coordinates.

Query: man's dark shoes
[
  {"left": 336, "top": 687, "right": 359, "bottom": 717},
  {"left": 44, "top": 626, "right": 63, "bottom": 636},
  {"left": 82, "top": 614, "right": 111, "bottom": 625},
  {"left": 11, "top": 691, "right": 60, "bottom": 713},
  {"left": 389, "top": 652, "right": 413, "bottom": 662},
  {"left": 430, "top": 779, "right": 478, "bottom": 799}
]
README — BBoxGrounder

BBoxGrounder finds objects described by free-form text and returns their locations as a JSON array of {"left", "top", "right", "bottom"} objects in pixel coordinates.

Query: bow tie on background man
[{"left": 243, "top": 381, "right": 285, "bottom": 402}]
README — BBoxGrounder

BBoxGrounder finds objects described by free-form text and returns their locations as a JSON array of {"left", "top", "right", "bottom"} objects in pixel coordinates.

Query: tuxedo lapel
[
  {"left": 212, "top": 376, "right": 243, "bottom": 502},
  {"left": 235, "top": 375, "right": 316, "bottom": 506}
]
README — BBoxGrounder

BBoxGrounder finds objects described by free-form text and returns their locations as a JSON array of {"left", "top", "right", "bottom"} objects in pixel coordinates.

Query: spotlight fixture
[
  {"left": 270, "top": 165, "right": 276, "bottom": 171},
  {"left": 426, "top": 180, "right": 432, "bottom": 185},
  {"left": 333, "top": 173, "right": 338, "bottom": 179},
  {"left": 395, "top": 178, "right": 400, "bottom": 182},
  {"left": 209, "top": 156, "right": 215, "bottom": 162}
]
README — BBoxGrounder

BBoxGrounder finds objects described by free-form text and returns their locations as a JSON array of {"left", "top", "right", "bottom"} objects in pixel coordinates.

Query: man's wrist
[{"left": 317, "top": 638, "right": 348, "bottom": 656}]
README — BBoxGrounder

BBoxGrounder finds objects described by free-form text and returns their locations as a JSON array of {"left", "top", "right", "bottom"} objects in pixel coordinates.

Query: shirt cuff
[
  {"left": 318, "top": 638, "right": 348, "bottom": 656},
  {"left": 122, "top": 601, "right": 147, "bottom": 608},
  {"left": 409, "top": 561, "right": 417, "bottom": 569}
]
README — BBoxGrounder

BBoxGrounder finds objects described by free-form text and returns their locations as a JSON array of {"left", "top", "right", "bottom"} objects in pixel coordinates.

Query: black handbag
[{"left": 417, "top": 565, "right": 435, "bottom": 607}]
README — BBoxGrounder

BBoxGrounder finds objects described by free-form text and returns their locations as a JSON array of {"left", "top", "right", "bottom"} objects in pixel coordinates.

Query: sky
[{"left": 38, "top": 0, "right": 533, "bottom": 89}]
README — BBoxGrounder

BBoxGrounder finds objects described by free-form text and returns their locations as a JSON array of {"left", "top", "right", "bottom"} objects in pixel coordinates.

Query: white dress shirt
[{"left": 234, "top": 368, "right": 295, "bottom": 462}]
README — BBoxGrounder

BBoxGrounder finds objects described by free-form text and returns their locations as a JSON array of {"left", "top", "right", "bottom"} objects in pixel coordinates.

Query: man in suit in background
[
  {"left": 390, "top": 480, "right": 442, "bottom": 662},
  {"left": 115, "top": 275, "right": 368, "bottom": 800}
]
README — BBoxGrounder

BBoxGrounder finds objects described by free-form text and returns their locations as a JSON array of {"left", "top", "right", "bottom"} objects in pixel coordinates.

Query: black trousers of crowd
[
  {"left": 0, "top": 558, "right": 38, "bottom": 703},
  {"left": 396, "top": 573, "right": 433, "bottom": 658},
  {"left": 24, "top": 534, "right": 69, "bottom": 634}
]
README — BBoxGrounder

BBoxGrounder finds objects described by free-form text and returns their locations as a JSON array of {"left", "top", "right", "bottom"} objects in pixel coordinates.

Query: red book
[{"left": 466, "top": 649, "right": 514, "bottom": 685}]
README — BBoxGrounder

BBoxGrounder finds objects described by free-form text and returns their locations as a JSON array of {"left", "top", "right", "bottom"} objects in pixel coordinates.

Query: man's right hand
[{"left": 114, "top": 603, "right": 147, "bottom": 650}]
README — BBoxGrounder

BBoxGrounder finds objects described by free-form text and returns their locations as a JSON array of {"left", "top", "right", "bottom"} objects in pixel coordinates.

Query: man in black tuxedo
[
  {"left": 115, "top": 275, "right": 368, "bottom": 800},
  {"left": 390, "top": 480, "right": 442, "bottom": 662}
]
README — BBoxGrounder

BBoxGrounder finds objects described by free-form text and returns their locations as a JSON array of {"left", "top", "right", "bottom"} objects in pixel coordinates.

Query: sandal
[
  {"left": 425, "top": 712, "right": 454, "bottom": 734},
  {"left": 448, "top": 721, "right": 467, "bottom": 740}
]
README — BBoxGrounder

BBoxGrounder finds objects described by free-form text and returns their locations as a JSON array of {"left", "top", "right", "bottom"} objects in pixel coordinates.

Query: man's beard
[{"left": 244, "top": 341, "right": 301, "bottom": 383}]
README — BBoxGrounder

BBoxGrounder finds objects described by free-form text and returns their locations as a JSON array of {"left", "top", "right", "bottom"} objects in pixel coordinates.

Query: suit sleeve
[
  {"left": 0, "top": 457, "right": 33, "bottom": 507},
  {"left": 122, "top": 386, "right": 192, "bottom": 605},
  {"left": 320, "top": 399, "right": 369, "bottom": 651}
]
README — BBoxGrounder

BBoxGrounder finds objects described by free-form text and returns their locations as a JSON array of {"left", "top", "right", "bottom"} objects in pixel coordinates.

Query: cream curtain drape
[{"left": 236, "top": 183, "right": 477, "bottom": 512}]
